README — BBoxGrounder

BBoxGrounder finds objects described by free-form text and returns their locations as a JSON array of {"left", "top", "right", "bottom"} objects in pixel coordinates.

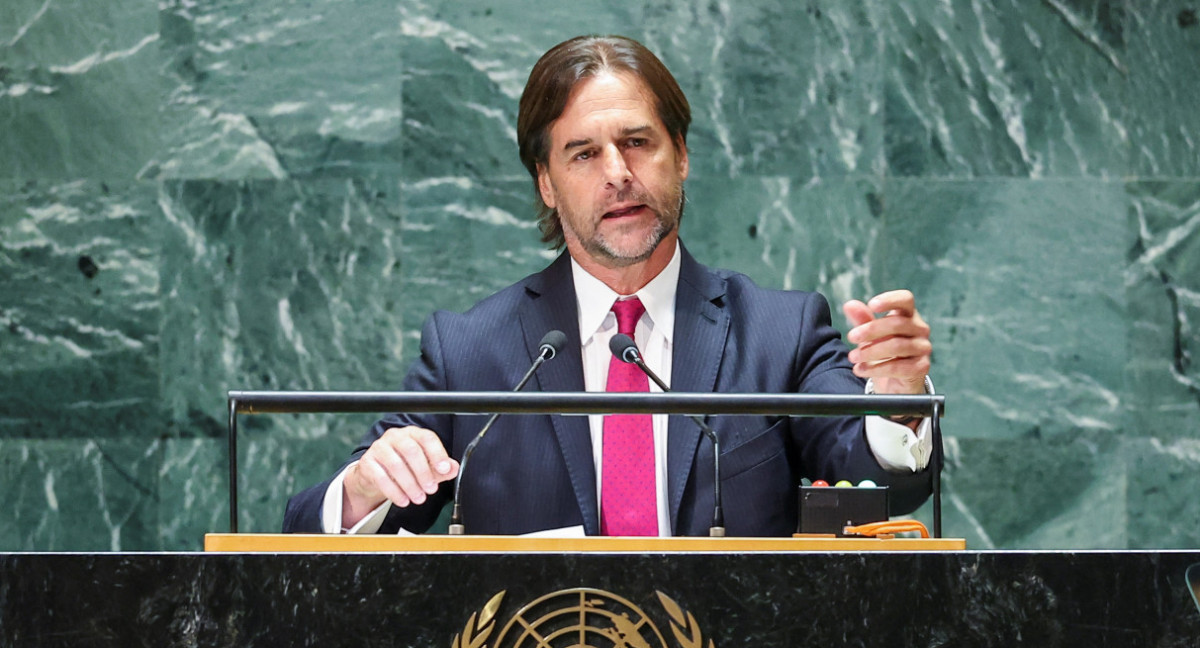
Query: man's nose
[{"left": 601, "top": 145, "right": 633, "bottom": 186}]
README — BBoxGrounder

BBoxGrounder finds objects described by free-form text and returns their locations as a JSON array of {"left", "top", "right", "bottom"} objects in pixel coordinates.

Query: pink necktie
[{"left": 600, "top": 297, "right": 657, "bottom": 536}]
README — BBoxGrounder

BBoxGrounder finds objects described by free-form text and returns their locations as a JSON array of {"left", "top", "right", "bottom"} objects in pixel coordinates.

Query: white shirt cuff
[
  {"left": 864, "top": 415, "right": 932, "bottom": 472},
  {"left": 321, "top": 461, "right": 391, "bottom": 534},
  {"left": 862, "top": 377, "right": 935, "bottom": 472}
]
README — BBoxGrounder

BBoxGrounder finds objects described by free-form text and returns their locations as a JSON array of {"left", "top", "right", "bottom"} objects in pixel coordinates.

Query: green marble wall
[{"left": 1, "top": 0, "right": 1197, "bottom": 550}]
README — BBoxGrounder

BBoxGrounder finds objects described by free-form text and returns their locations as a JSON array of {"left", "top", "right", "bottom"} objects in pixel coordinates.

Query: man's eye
[
  {"left": 574, "top": 151, "right": 593, "bottom": 161},
  {"left": 627, "top": 138, "right": 646, "bottom": 148}
]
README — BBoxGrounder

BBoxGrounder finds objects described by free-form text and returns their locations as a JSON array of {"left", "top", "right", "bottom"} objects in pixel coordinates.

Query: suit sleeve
[{"left": 788, "top": 293, "right": 932, "bottom": 516}]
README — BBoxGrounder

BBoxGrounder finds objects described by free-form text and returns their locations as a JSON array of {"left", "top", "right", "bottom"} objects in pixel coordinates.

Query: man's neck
[{"left": 567, "top": 231, "right": 679, "bottom": 295}]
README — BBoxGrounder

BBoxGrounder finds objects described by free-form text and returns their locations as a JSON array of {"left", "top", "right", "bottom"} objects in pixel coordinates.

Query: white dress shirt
[
  {"left": 571, "top": 241, "right": 682, "bottom": 536},
  {"left": 322, "top": 241, "right": 932, "bottom": 534}
]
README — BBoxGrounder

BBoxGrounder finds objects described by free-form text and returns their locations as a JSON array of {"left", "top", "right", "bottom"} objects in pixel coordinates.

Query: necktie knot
[{"left": 611, "top": 297, "right": 645, "bottom": 337}]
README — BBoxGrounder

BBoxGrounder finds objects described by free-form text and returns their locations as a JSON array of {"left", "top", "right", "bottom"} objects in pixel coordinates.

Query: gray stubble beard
[{"left": 570, "top": 185, "right": 686, "bottom": 268}]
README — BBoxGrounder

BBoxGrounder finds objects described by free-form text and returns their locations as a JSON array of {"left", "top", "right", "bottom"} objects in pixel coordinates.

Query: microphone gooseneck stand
[{"left": 447, "top": 330, "right": 566, "bottom": 535}]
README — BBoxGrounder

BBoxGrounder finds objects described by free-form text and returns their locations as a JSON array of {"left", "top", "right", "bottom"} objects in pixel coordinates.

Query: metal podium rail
[{"left": 226, "top": 391, "right": 946, "bottom": 536}]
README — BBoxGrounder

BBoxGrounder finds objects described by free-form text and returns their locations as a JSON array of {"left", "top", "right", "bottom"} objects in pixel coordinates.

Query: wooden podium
[{"left": 204, "top": 533, "right": 966, "bottom": 552}]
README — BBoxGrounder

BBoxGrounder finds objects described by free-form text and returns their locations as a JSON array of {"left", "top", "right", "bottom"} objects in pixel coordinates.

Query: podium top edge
[{"left": 203, "top": 533, "right": 967, "bottom": 553}]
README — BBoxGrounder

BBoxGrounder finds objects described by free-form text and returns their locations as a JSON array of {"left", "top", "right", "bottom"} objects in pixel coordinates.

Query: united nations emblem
[{"left": 452, "top": 588, "right": 714, "bottom": 648}]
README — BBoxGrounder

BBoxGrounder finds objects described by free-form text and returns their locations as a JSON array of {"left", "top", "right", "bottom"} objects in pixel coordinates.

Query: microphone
[
  {"left": 447, "top": 330, "right": 567, "bottom": 535},
  {"left": 608, "top": 333, "right": 725, "bottom": 537}
]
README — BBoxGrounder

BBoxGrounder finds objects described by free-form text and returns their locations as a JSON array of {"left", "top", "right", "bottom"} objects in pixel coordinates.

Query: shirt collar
[{"left": 571, "top": 240, "right": 680, "bottom": 343}]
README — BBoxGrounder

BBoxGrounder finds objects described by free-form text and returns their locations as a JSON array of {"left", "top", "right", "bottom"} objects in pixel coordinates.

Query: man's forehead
[{"left": 550, "top": 72, "right": 664, "bottom": 138}]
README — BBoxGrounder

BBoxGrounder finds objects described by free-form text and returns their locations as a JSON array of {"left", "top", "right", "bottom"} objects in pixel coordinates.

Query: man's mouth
[{"left": 603, "top": 204, "right": 647, "bottom": 219}]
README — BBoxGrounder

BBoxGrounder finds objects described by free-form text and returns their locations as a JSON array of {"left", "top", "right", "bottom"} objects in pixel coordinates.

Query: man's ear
[
  {"left": 536, "top": 163, "right": 556, "bottom": 209},
  {"left": 675, "top": 138, "right": 689, "bottom": 181}
]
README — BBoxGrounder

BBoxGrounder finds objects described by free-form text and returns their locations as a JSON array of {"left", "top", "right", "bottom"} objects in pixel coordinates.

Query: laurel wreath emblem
[
  {"left": 655, "top": 591, "right": 712, "bottom": 648},
  {"left": 453, "top": 590, "right": 506, "bottom": 648},
  {"left": 453, "top": 589, "right": 712, "bottom": 648}
]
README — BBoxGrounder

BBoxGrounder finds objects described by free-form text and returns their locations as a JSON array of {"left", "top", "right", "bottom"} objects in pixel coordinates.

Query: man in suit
[{"left": 283, "top": 35, "right": 934, "bottom": 536}]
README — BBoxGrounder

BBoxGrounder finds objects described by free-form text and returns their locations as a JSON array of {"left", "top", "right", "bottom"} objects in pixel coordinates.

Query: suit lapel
[
  {"left": 518, "top": 253, "right": 600, "bottom": 535},
  {"left": 666, "top": 246, "right": 729, "bottom": 533}
]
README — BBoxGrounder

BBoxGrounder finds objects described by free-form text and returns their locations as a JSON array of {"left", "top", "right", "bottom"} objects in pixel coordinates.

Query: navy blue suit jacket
[{"left": 283, "top": 245, "right": 931, "bottom": 536}]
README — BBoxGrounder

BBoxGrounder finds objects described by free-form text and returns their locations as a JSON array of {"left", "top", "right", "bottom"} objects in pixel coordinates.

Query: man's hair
[{"left": 517, "top": 35, "right": 691, "bottom": 248}]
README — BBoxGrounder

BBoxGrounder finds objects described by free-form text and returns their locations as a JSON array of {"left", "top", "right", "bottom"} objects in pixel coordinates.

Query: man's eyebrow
[{"left": 561, "top": 125, "right": 654, "bottom": 152}]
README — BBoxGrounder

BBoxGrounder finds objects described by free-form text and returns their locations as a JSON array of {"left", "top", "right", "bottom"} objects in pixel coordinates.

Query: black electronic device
[{"left": 797, "top": 485, "right": 889, "bottom": 536}]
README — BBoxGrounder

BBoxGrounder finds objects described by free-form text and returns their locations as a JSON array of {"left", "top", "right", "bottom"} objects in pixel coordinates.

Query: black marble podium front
[{"left": 2, "top": 551, "right": 1198, "bottom": 646}]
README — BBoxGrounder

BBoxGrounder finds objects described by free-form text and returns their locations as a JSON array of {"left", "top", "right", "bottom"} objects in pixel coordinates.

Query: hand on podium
[{"left": 342, "top": 426, "right": 459, "bottom": 529}]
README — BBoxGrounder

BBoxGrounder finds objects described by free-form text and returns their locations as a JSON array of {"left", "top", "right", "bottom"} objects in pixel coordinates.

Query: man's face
[{"left": 536, "top": 72, "right": 689, "bottom": 268}]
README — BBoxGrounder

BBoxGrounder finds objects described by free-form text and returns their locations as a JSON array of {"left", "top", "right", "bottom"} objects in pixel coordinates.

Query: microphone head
[
  {"left": 538, "top": 330, "right": 568, "bottom": 360},
  {"left": 609, "top": 333, "right": 640, "bottom": 364}
]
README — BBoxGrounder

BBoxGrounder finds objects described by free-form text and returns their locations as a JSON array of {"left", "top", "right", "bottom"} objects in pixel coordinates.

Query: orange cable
[{"left": 842, "top": 520, "right": 930, "bottom": 538}]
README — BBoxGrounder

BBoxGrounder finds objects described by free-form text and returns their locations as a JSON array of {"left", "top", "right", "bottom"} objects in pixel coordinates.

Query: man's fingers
[
  {"left": 843, "top": 290, "right": 930, "bottom": 395},
  {"left": 355, "top": 456, "right": 410, "bottom": 508},
  {"left": 842, "top": 299, "right": 874, "bottom": 328},
  {"left": 848, "top": 312, "right": 930, "bottom": 347},
  {"left": 849, "top": 333, "right": 930, "bottom": 364},
  {"left": 373, "top": 441, "right": 431, "bottom": 505},
  {"left": 393, "top": 434, "right": 439, "bottom": 502},
  {"left": 409, "top": 427, "right": 459, "bottom": 481},
  {"left": 358, "top": 426, "right": 460, "bottom": 509},
  {"left": 866, "top": 289, "right": 916, "bottom": 316}
]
